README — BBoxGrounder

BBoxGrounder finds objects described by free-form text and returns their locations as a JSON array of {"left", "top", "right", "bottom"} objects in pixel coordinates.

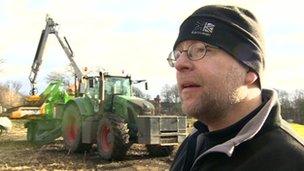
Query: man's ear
[{"left": 245, "top": 71, "right": 259, "bottom": 85}]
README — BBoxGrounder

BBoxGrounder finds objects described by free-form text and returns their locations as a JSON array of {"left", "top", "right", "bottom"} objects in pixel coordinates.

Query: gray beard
[
  {"left": 181, "top": 67, "right": 246, "bottom": 123},
  {"left": 182, "top": 89, "right": 232, "bottom": 123}
]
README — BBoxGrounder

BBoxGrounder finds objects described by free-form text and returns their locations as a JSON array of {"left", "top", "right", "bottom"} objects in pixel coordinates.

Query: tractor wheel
[
  {"left": 97, "top": 115, "right": 130, "bottom": 160},
  {"left": 146, "top": 145, "right": 174, "bottom": 157},
  {"left": 62, "top": 104, "right": 91, "bottom": 153}
]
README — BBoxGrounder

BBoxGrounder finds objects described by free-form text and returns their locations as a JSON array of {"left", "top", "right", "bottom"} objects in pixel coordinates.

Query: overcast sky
[{"left": 0, "top": 0, "right": 303, "bottom": 97}]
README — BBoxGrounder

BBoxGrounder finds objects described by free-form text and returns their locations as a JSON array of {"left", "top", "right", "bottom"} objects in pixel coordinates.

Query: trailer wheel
[
  {"left": 97, "top": 115, "right": 130, "bottom": 160},
  {"left": 146, "top": 145, "right": 174, "bottom": 157},
  {"left": 62, "top": 104, "right": 91, "bottom": 152}
]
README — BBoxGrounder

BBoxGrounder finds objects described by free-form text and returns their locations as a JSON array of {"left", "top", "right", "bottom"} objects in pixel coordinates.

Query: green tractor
[
  {"left": 62, "top": 73, "right": 187, "bottom": 160},
  {"left": 25, "top": 15, "right": 187, "bottom": 160}
]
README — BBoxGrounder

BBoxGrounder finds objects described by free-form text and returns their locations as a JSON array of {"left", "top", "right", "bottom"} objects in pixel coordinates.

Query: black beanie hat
[{"left": 174, "top": 5, "right": 265, "bottom": 88}]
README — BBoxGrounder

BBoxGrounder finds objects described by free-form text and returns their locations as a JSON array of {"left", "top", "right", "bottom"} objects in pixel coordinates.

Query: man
[{"left": 168, "top": 5, "right": 304, "bottom": 171}]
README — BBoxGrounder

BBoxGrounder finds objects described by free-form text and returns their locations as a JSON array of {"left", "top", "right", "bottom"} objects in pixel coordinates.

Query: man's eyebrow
[
  {"left": 206, "top": 44, "right": 219, "bottom": 49},
  {"left": 175, "top": 44, "right": 185, "bottom": 50},
  {"left": 175, "top": 42, "right": 195, "bottom": 50}
]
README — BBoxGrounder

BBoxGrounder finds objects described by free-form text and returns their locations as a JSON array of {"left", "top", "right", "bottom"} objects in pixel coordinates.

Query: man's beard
[{"left": 181, "top": 67, "right": 247, "bottom": 123}]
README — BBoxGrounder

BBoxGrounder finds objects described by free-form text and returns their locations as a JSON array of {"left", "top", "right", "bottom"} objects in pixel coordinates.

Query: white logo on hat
[{"left": 191, "top": 21, "right": 215, "bottom": 36}]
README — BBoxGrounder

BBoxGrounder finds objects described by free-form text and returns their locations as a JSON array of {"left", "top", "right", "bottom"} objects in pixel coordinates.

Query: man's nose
[{"left": 175, "top": 52, "right": 193, "bottom": 72}]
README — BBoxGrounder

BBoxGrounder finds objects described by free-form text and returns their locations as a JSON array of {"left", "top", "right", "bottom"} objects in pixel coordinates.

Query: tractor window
[
  {"left": 89, "top": 78, "right": 94, "bottom": 88},
  {"left": 105, "top": 77, "right": 131, "bottom": 96},
  {"left": 87, "top": 77, "right": 99, "bottom": 99}
]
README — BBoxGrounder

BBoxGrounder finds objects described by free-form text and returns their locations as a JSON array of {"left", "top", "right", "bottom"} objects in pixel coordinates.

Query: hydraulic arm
[{"left": 29, "top": 15, "right": 84, "bottom": 95}]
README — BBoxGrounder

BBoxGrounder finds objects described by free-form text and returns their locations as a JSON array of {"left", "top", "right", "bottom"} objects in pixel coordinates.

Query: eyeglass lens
[{"left": 167, "top": 42, "right": 207, "bottom": 67}]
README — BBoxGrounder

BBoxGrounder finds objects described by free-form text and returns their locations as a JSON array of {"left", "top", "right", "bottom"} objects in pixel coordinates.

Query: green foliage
[{"left": 41, "top": 81, "right": 72, "bottom": 118}]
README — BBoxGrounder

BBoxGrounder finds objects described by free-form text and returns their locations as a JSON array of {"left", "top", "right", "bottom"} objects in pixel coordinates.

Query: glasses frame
[{"left": 167, "top": 42, "right": 218, "bottom": 67}]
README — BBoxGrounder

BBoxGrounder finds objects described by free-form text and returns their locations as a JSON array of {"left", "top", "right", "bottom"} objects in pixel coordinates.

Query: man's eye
[
  {"left": 195, "top": 48, "right": 205, "bottom": 53},
  {"left": 198, "top": 48, "right": 205, "bottom": 51}
]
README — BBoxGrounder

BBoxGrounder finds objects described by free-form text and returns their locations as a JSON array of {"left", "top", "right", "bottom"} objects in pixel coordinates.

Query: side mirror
[{"left": 145, "top": 82, "right": 148, "bottom": 90}]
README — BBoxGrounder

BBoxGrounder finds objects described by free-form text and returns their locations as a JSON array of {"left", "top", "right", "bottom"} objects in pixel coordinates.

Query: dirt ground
[{"left": 0, "top": 119, "right": 180, "bottom": 171}]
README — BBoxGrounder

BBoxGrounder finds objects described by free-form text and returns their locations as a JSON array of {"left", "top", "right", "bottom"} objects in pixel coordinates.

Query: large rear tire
[
  {"left": 97, "top": 115, "right": 130, "bottom": 160},
  {"left": 62, "top": 104, "right": 91, "bottom": 152},
  {"left": 146, "top": 145, "right": 174, "bottom": 157}
]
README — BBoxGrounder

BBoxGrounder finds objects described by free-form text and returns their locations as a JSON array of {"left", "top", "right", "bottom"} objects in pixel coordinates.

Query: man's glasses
[{"left": 167, "top": 42, "right": 218, "bottom": 67}]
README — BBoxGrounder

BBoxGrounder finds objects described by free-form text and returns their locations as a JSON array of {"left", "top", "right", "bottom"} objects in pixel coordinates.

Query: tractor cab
[
  {"left": 86, "top": 74, "right": 131, "bottom": 97},
  {"left": 86, "top": 74, "right": 132, "bottom": 113}
]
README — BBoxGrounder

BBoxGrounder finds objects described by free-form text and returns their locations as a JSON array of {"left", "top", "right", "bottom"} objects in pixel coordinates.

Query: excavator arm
[{"left": 29, "top": 15, "right": 84, "bottom": 95}]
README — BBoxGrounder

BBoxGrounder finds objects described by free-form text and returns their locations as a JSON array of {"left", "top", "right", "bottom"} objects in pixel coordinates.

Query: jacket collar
[{"left": 193, "top": 89, "right": 278, "bottom": 164}]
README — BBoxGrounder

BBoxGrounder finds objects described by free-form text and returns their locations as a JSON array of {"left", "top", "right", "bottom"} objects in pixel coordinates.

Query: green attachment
[
  {"left": 42, "top": 81, "right": 73, "bottom": 119},
  {"left": 25, "top": 119, "right": 62, "bottom": 145},
  {"left": 25, "top": 80, "right": 73, "bottom": 145}
]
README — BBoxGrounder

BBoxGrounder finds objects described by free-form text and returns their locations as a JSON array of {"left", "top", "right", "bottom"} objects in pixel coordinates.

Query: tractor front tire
[
  {"left": 97, "top": 115, "right": 130, "bottom": 160},
  {"left": 62, "top": 104, "right": 91, "bottom": 153}
]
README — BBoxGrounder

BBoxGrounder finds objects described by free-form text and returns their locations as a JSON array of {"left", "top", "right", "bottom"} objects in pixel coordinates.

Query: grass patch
[{"left": 290, "top": 123, "right": 304, "bottom": 138}]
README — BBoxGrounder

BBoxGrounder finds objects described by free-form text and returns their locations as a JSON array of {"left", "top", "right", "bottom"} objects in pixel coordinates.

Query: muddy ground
[{"left": 0, "top": 119, "right": 181, "bottom": 171}]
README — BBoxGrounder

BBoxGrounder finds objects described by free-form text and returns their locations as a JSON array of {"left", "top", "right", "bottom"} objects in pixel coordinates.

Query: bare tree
[
  {"left": 0, "top": 84, "right": 8, "bottom": 105},
  {"left": 65, "top": 63, "right": 78, "bottom": 78},
  {"left": 45, "top": 71, "right": 70, "bottom": 87},
  {"left": 161, "top": 84, "right": 179, "bottom": 103},
  {"left": 132, "top": 87, "right": 145, "bottom": 98},
  {"left": 0, "top": 81, "right": 24, "bottom": 108},
  {"left": 171, "top": 84, "right": 179, "bottom": 103},
  {"left": 5, "top": 80, "right": 22, "bottom": 93},
  {"left": 292, "top": 89, "right": 304, "bottom": 124},
  {"left": 161, "top": 84, "right": 181, "bottom": 115},
  {"left": 132, "top": 86, "right": 151, "bottom": 99},
  {"left": 277, "top": 89, "right": 295, "bottom": 121}
]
